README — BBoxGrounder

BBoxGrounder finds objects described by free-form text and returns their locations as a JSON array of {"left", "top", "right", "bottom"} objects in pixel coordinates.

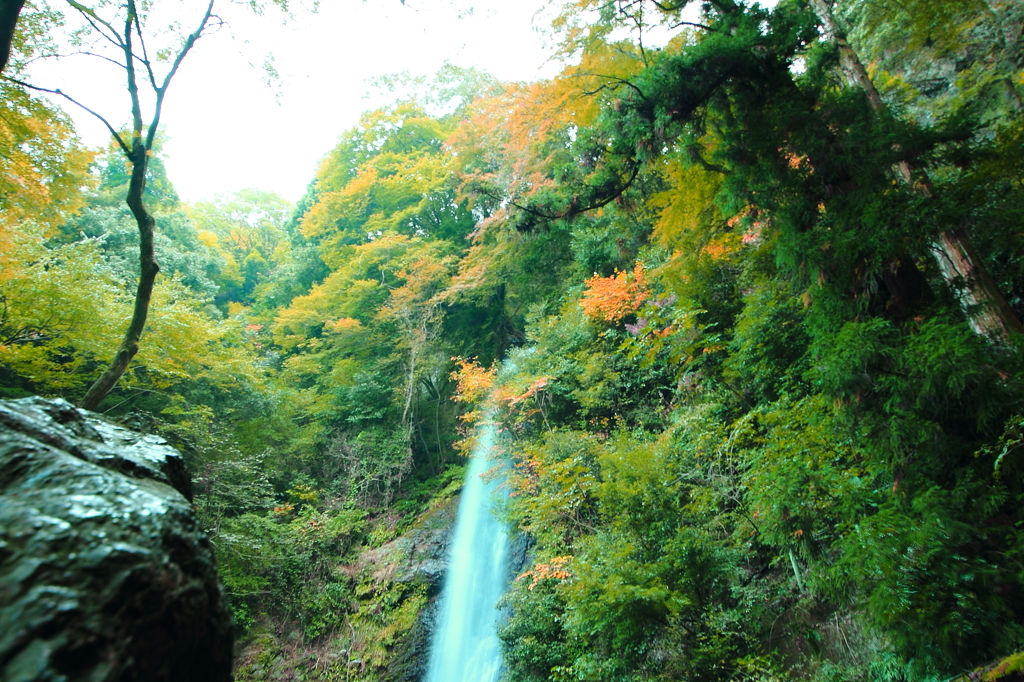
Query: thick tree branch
[
  {"left": 496, "top": 158, "right": 642, "bottom": 229},
  {"left": 687, "top": 144, "right": 731, "bottom": 175},
  {"left": 576, "top": 72, "right": 650, "bottom": 104},
  {"left": 0, "top": 0, "right": 25, "bottom": 73},
  {"left": 669, "top": 20, "right": 721, "bottom": 32}
]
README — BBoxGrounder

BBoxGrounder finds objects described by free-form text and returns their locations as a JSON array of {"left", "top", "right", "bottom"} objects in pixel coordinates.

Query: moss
[
  {"left": 234, "top": 625, "right": 284, "bottom": 682},
  {"left": 230, "top": 477, "right": 457, "bottom": 681},
  {"left": 982, "top": 652, "right": 1024, "bottom": 682},
  {"left": 948, "top": 652, "right": 1024, "bottom": 682}
]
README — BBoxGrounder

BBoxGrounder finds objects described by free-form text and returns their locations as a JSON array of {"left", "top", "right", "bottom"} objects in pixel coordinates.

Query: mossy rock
[{"left": 951, "top": 652, "right": 1024, "bottom": 682}]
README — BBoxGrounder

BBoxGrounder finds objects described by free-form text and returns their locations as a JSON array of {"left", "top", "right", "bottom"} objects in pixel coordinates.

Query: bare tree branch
[
  {"left": 669, "top": 20, "right": 721, "bottom": 32},
  {"left": 131, "top": 7, "right": 158, "bottom": 91},
  {"left": 122, "top": 3, "right": 143, "bottom": 138},
  {"left": 147, "top": 0, "right": 215, "bottom": 149},
  {"left": 486, "top": 158, "right": 643, "bottom": 227},
  {"left": 0, "top": 74, "right": 131, "bottom": 153},
  {"left": 574, "top": 72, "right": 649, "bottom": 103},
  {"left": 66, "top": 0, "right": 126, "bottom": 52},
  {"left": 26, "top": 49, "right": 128, "bottom": 69}
]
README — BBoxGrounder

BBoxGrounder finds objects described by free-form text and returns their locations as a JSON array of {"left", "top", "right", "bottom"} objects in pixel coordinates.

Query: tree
[
  {"left": 513, "top": 0, "right": 1022, "bottom": 343},
  {"left": 0, "top": 0, "right": 25, "bottom": 73},
  {"left": 191, "top": 189, "right": 295, "bottom": 308},
  {"left": 809, "top": 0, "right": 1022, "bottom": 341},
  {"left": 4, "top": 0, "right": 254, "bottom": 410}
]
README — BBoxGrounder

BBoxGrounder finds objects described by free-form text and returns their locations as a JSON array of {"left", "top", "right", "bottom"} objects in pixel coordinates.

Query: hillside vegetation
[{"left": 3, "top": 0, "right": 1024, "bottom": 680}]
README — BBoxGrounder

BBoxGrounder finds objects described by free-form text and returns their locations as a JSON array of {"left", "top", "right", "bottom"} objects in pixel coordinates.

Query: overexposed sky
[{"left": 33, "top": 0, "right": 563, "bottom": 203}]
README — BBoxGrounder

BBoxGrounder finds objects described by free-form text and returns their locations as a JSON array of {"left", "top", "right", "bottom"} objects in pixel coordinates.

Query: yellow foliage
[
  {"left": 649, "top": 156, "right": 724, "bottom": 251},
  {"left": 272, "top": 235, "right": 423, "bottom": 348},
  {"left": 132, "top": 277, "right": 264, "bottom": 391},
  {"left": 300, "top": 101, "right": 464, "bottom": 270},
  {"left": 440, "top": 234, "right": 517, "bottom": 304},
  {"left": 0, "top": 224, "right": 263, "bottom": 397},
  {"left": 302, "top": 166, "right": 379, "bottom": 242},
  {"left": 197, "top": 230, "right": 219, "bottom": 248},
  {"left": 0, "top": 91, "right": 94, "bottom": 233},
  {"left": 377, "top": 247, "right": 455, "bottom": 331},
  {"left": 0, "top": 224, "right": 124, "bottom": 390}
]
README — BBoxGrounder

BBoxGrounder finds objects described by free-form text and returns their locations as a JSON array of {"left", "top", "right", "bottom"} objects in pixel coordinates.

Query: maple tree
[
  {"left": 579, "top": 263, "right": 649, "bottom": 323},
  {"left": 2, "top": 0, "right": 300, "bottom": 410},
  {"left": 191, "top": 189, "right": 297, "bottom": 309},
  {"left": 0, "top": 6, "right": 91, "bottom": 235}
]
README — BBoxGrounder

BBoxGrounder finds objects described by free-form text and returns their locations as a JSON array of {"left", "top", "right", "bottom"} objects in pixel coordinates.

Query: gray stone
[
  {"left": 360, "top": 499, "right": 456, "bottom": 589},
  {"left": 0, "top": 397, "right": 232, "bottom": 682}
]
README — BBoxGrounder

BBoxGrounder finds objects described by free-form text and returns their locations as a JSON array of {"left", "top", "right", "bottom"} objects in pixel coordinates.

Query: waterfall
[{"left": 424, "top": 418, "right": 509, "bottom": 682}]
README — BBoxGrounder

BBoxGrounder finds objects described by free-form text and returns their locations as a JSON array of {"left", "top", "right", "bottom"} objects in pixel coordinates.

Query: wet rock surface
[
  {"left": 232, "top": 497, "right": 460, "bottom": 682},
  {"left": 360, "top": 500, "right": 457, "bottom": 588},
  {"left": 362, "top": 500, "right": 458, "bottom": 682},
  {"left": 0, "top": 396, "right": 232, "bottom": 682}
]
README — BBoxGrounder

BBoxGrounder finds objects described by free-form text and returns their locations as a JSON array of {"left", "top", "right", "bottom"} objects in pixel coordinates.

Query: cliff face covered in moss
[{"left": 232, "top": 492, "right": 458, "bottom": 682}]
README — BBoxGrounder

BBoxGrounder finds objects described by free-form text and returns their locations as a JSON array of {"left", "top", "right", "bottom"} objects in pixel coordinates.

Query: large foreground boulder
[{"left": 0, "top": 397, "right": 232, "bottom": 682}]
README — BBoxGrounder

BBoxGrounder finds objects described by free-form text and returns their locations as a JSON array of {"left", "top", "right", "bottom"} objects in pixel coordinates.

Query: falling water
[{"left": 424, "top": 418, "right": 509, "bottom": 682}]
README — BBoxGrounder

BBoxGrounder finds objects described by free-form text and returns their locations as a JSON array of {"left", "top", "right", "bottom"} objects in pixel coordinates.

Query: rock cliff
[{"left": 0, "top": 396, "right": 233, "bottom": 682}]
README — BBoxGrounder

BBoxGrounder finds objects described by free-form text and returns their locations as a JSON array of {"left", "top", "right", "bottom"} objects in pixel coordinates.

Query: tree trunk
[
  {"left": 0, "top": 0, "right": 25, "bottom": 73},
  {"left": 401, "top": 341, "right": 417, "bottom": 439},
  {"left": 809, "top": 0, "right": 1023, "bottom": 341},
  {"left": 933, "top": 227, "right": 1023, "bottom": 339},
  {"left": 80, "top": 140, "right": 160, "bottom": 411}
]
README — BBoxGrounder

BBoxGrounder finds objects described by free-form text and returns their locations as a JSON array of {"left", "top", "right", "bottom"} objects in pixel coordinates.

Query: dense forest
[{"left": 3, "top": 0, "right": 1024, "bottom": 680}]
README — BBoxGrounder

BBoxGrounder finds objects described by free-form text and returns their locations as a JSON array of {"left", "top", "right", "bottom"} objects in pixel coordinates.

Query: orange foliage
[
  {"left": 450, "top": 356, "right": 496, "bottom": 404},
  {"left": 728, "top": 206, "right": 765, "bottom": 247},
  {"left": 510, "top": 453, "right": 541, "bottom": 497},
  {"left": 702, "top": 234, "right": 742, "bottom": 260},
  {"left": 501, "top": 376, "right": 550, "bottom": 408},
  {"left": 272, "top": 503, "right": 295, "bottom": 518},
  {"left": 449, "top": 357, "right": 500, "bottom": 455},
  {"left": 517, "top": 555, "right": 574, "bottom": 590},
  {"left": 579, "top": 263, "right": 648, "bottom": 323},
  {"left": 324, "top": 317, "right": 362, "bottom": 333}
]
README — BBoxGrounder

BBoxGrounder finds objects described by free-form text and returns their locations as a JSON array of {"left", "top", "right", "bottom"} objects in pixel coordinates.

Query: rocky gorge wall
[
  {"left": 0, "top": 397, "right": 233, "bottom": 682},
  {"left": 232, "top": 496, "right": 459, "bottom": 682}
]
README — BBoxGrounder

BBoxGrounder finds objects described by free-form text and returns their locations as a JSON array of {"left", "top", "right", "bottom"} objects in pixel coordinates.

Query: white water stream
[{"left": 423, "top": 420, "right": 509, "bottom": 682}]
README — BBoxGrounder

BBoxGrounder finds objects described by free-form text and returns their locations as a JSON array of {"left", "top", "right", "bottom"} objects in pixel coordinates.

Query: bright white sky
[{"left": 35, "top": 0, "right": 564, "bottom": 203}]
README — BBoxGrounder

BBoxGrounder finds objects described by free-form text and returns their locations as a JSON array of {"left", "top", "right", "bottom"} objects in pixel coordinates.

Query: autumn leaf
[{"left": 580, "top": 262, "right": 649, "bottom": 323}]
